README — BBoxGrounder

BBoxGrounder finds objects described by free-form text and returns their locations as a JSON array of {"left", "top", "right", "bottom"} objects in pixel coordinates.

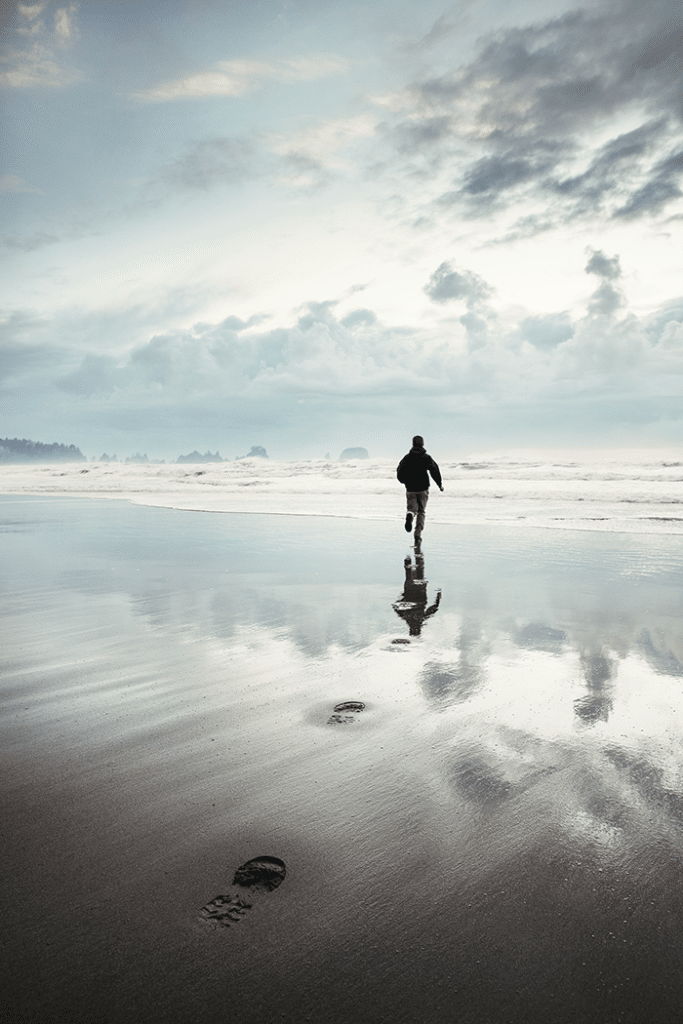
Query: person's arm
[
  {"left": 424, "top": 589, "right": 442, "bottom": 617},
  {"left": 429, "top": 458, "right": 444, "bottom": 491}
]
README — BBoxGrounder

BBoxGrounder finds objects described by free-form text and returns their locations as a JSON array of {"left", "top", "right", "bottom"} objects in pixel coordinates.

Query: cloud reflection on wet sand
[{"left": 3, "top": 496, "right": 683, "bottom": 1023}]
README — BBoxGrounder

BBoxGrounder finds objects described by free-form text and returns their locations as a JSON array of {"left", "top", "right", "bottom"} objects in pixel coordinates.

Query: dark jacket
[{"left": 396, "top": 446, "right": 442, "bottom": 491}]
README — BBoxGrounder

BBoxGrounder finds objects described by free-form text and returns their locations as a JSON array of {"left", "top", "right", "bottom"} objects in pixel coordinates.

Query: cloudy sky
[{"left": 2, "top": 0, "right": 683, "bottom": 460}]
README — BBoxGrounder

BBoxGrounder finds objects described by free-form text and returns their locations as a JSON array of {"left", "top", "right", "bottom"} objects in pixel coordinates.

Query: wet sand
[{"left": 3, "top": 496, "right": 683, "bottom": 1023}]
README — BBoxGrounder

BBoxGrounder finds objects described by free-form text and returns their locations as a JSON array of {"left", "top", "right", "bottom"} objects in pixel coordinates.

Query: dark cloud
[
  {"left": 461, "top": 151, "right": 555, "bottom": 197},
  {"left": 585, "top": 249, "right": 622, "bottom": 279},
  {"left": 395, "top": 115, "right": 453, "bottom": 152},
  {"left": 551, "top": 118, "right": 669, "bottom": 213},
  {"left": 424, "top": 261, "right": 492, "bottom": 307},
  {"left": 614, "top": 149, "right": 683, "bottom": 218},
  {"left": 629, "top": 23, "right": 683, "bottom": 74},
  {"left": 395, "top": 1, "right": 683, "bottom": 229}
]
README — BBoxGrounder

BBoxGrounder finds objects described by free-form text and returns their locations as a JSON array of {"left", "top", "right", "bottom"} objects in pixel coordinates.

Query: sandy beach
[{"left": 3, "top": 475, "right": 683, "bottom": 1022}]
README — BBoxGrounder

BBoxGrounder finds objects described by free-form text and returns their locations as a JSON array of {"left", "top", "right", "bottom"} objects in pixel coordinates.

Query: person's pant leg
[
  {"left": 406, "top": 491, "right": 419, "bottom": 518},
  {"left": 415, "top": 490, "right": 429, "bottom": 536}
]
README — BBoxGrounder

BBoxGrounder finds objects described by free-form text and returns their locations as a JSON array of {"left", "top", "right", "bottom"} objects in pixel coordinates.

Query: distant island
[
  {"left": 176, "top": 450, "right": 224, "bottom": 464},
  {"left": 339, "top": 447, "right": 369, "bottom": 461},
  {"left": 0, "top": 437, "right": 86, "bottom": 462},
  {"left": 174, "top": 446, "right": 268, "bottom": 463},
  {"left": 94, "top": 454, "right": 165, "bottom": 464},
  {"left": 236, "top": 446, "right": 268, "bottom": 460}
]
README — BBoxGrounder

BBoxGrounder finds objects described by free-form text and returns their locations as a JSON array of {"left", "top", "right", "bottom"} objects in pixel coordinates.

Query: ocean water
[
  {"left": 4, "top": 494, "right": 683, "bottom": 1023},
  {"left": 2, "top": 448, "right": 683, "bottom": 532}
]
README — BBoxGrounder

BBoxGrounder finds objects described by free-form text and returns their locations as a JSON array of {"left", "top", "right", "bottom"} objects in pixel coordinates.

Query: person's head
[{"left": 412, "top": 435, "right": 424, "bottom": 448}]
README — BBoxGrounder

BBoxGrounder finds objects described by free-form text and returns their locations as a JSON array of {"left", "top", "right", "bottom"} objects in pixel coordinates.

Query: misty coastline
[{"left": 2, "top": 452, "right": 683, "bottom": 534}]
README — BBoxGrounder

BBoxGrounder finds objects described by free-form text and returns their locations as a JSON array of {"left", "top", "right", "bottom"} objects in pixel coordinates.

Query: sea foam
[{"left": 2, "top": 450, "right": 683, "bottom": 533}]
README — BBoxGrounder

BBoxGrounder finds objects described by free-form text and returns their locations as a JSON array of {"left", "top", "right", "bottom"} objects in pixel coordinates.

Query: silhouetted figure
[
  {"left": 392, "top": 552, "right": 441, "bottom": 637},
  {"left": 396, "top": 435, "right": 443, "bottom": 543}
]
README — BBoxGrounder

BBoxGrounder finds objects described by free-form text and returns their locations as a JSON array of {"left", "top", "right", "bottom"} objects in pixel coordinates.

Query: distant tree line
[{"left": 0, "top": 438, "right": 86, "bottom": 462}]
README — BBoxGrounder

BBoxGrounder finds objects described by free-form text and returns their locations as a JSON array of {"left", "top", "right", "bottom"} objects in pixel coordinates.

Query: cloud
[
  {"left": 219, "top": 314, "right": 270, "bottom": 332},
  {"left": 268, "top": 114, "right": 377, "bottom": 175},
  {"left": 587, "top": 280, "right": 625, "bottom": 317},
  {"left": 379, "top": 0, "right": 683, "bottom": 230},
  {"left": 585, "top": 249, "right": 622, "bottom": 280},
  {"left": 2, "top": 230, "right": 60, "bottom": 251},
  {"left": 131, "top": 54, "right": 348, "bottom": 103},
  {"left": 517, "top": 313, "right": 574, "bottom": 350},
  {"left": 275, "top": 150, "right": 329, "bottom": 192},
  {"left": 614, "top": 147, "right": 683, "bottom": 218},
  {"left": 51, "top": 299, "right": 465, "bottom": 407},
  {"left": 584, "top": 248, "right": 625, "bottom": 316},
  {"left": 1, "top": 0, "right": 80, "bottom": 88},
  {"left": 424, "top": 262, "right": 493, "bottom": 308},
  {"left": 549, "top": 118, "right": 670, "bottom": 214},
  {"left": 409, "top": 13, "right": 461, "bottom": 53},
  {"left": 460, "top": 149, "right": 560, "bottom": 199},
  {"left": 340, "top": 308, "right": 377, "bottom": 330},
  {"left": 0, "top": 309, "right": 64, "bottom": 383},
  {"left": 153, "top": 137, "right": 257, "bottom": 193},
  {"left": 57, "top": 352, "right": 120, "bottom": 397},
  {"left": 8, "top": 249, "right": 683, "bottom": 449},
  {"left": 629, "top": 23, "right": 683, "bottom": 74},
  {"left": 54, "top": 4, "right": 77, "bottom": 43},
  {"left": 0, "top": 174, "right": 42, "bottom": 195},
  {"left": 485, "top": 213, "right": 556, "bottom": 245},
  {"left": 395, "top": 115, "right": 453, "bottom": 152}
]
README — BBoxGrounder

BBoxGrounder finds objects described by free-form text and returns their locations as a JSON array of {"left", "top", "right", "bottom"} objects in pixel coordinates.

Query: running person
[{"left": 396, "top": 435, "right": 443, "bottom": 543}]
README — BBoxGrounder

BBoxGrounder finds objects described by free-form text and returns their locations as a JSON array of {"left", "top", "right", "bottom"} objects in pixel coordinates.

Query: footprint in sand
[
  {"left": 327, "top": 700, "right": 366, "bottom": 725},
  {"left": 200, "top": 856, "right": 286, "bottom": 928}
]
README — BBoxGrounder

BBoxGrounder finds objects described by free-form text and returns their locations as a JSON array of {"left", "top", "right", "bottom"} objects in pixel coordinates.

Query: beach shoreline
[{"left": 3, "top": 454, "right": 683, "bottom": 532}]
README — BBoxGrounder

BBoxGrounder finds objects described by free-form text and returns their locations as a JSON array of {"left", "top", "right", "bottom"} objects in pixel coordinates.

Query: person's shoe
[{"left": 404, "top": 513, "right": 413, "bottom": 533}]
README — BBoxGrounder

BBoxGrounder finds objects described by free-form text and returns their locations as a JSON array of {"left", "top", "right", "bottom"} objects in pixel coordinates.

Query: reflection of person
[
  {"left": 396, "top": 435, "right": 443, "bottom": 544},
  {"left": 574, "top": 650, "right": 616, "bottom": 724},
  {"left": 392, "top": 552, "right": 441, "bottom": 637}
]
